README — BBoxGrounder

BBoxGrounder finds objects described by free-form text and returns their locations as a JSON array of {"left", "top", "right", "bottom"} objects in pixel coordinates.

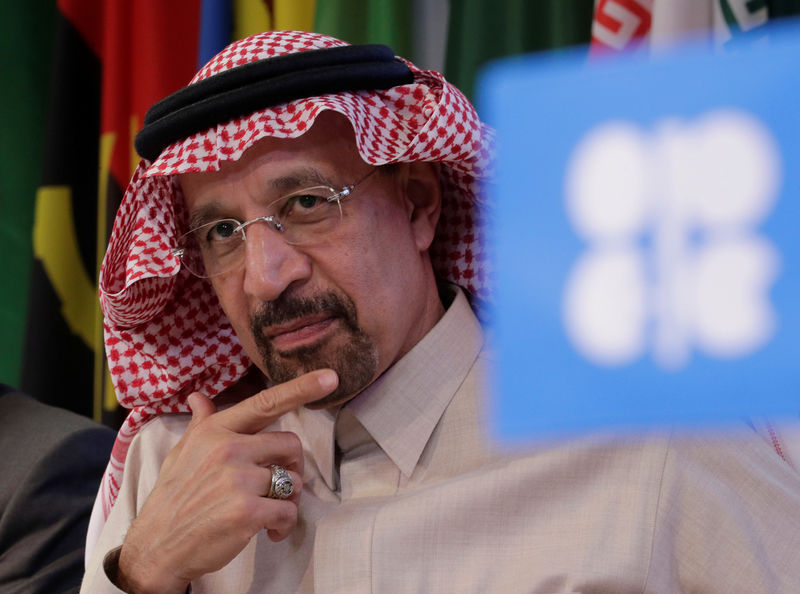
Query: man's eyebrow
[
  {"left": 269, "top": 167, "right": 333, "bottom": 193},
  {"left": 187, "top": 204, "right": 225, "bottom": 230},
  {"left": 185, "top": 167, "right": 335, "bottom": 229}
]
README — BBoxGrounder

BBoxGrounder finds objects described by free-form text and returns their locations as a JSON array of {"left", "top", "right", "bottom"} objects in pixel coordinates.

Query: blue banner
[{"left": 479, "top": 22, "right": 800, "bottom": 444}]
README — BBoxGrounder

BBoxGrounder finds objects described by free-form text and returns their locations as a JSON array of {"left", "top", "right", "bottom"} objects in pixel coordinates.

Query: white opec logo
[{"left": 563, "top": 109, "right": 782, "bottom": 369}]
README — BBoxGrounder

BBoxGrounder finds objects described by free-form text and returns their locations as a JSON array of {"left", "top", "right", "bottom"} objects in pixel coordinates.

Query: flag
[
  {"left": 23, "top": 0, "right": 201, "bottom": 424},
  {"left": 267, "top": 0, "right": 316, "bottom": 32},
  {"left": 0, "top": 2, "right": 57, "bottom": 388},
  {"left": 201, "top": 0, "right": 316, "bottom": 67},
  {"left": 16, "top": 0, "right": 609, "bottom": 426},
  {"left": 446, "top": 0, "right": 595, "bottom": 101},
  {"left": 314, "top": 0, "right": 413, "bottom": 60},
  {"left": 589, "top": 0, "right": 800, "bottom": 54},
  {"left": 590, "top": 0, "right": 653, "bottom": 53}
]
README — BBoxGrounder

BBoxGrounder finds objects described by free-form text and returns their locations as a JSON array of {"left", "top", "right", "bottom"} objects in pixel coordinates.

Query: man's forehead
[
  {"left": 178, "top": 163, "right": 335, "bottom": 204},
  {"left": 180, "top": 112, "right": 361, "bottom": 180},
  {"left": 176, "top": 151, "right": 369, "bottom": 225}
]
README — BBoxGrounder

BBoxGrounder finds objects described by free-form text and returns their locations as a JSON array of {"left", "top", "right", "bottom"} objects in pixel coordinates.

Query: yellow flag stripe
[
  {"left": 234, "top": 0, "right": 272, "bottom": 40},
  {"left": 273, "top": 0, "right": 316, "bottom": 31},
  {"left": 96, "top": 131, "right": 116, "bottom": 419},
  {"left": 232, "top": 0, "right": 316, "bottom": 38},
  {"left": 33, "top": 187, "right": 96, "bottom": 349}
]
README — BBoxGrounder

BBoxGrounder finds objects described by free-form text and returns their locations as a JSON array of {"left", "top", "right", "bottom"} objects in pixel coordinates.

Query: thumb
[
  {"left": 160, "top": 392, "right": 217, "bottom": 475},
  {"left": 187, "top": 391, "right": 218, "bottom": 425}
]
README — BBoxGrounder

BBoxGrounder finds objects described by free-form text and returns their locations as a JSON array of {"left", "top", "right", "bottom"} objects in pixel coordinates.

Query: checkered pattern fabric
[{"left": 97, "top": 30, "right": 493, "bottom": 520}]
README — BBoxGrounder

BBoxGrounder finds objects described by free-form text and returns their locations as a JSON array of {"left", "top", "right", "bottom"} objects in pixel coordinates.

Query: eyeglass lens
[{"left": 178, "top": 185, "right": 346, "bottom": 278}]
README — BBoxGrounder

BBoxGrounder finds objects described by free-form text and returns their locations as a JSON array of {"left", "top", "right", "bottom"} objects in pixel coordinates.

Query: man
[
  {"left": 83, "top": 31, "right": 800, "bottom": 593},
  {"left": 0, "top": 386, "right": 114, "bottom": 593}
]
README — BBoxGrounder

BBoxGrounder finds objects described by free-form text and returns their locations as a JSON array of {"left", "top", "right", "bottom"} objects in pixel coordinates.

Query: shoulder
[
  {"left": 660, "top": 423, "right": 800, "bottom": 498},
  {"left": 642, "top": 425, "right": 800, "bottom": 589},
  {"left": 0, "top": 391, "right": 113, "bottom": 444},
  {"left": 0, "top": 392, "right": 115, "bottom": 491},
  {"left": 0, "top": 392, "right": 115, "bottom": 593}
]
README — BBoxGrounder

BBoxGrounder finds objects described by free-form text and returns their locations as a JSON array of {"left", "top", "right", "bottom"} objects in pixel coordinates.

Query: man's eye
[
  {"left": 279, "top": 194, "right": 330, "bottom": 221},
  {"left": 292, "top": 195, "right": 323, "bottom": 210},
  {"left": 206, "top": 220, "right": 238, "bottom": 242}
]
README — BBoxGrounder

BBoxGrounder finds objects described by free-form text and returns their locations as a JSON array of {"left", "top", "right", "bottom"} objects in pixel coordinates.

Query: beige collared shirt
[{"left": 83, "top": 288, "right": 800, "bottom": 593}]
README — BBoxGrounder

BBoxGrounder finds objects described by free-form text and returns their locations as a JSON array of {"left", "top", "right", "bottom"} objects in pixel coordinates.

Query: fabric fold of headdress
[
  {"left": 95, "top": 30, "right": 493, "bottom": 525},
  {"left": 135, "top": 44, "right": 415, "bottom": 161}
]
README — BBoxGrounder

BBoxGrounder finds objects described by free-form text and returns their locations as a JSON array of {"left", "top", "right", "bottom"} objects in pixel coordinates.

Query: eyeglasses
[{"left": 173, "top": 168, "right": 379, "bottom": 278}]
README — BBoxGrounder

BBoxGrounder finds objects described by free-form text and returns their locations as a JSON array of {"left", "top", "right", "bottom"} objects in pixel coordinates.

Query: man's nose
[{"left": 241, "top": 223, "right": 312, "bottom": 302}]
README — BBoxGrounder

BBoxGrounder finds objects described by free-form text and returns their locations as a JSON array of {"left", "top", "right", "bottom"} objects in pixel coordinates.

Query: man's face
[{"left": 178, "top": 113, "right": 443, "bottom": 407}]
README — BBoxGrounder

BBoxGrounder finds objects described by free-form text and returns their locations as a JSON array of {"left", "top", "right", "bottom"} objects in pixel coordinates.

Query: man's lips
[{"left": 263, "top": 314, "right": 338, "bottom": 351}]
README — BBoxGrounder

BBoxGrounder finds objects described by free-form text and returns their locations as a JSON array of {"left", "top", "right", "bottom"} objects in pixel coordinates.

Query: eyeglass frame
[{"left": 172, "top": 166, "right": 382, "bottom": 278}]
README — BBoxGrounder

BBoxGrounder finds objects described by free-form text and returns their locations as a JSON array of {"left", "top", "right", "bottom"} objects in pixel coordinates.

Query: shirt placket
[{"left": 312, "top": 408, "right": 401, "bottom": 593}]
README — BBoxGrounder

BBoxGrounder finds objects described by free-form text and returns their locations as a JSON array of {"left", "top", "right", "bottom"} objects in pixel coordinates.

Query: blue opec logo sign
[{"left": 478, "top": 23, "right": 800, "bottom": 444}]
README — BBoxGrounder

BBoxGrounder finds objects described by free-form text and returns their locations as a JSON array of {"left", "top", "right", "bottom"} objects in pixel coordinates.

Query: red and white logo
[{"left": 591, "top": 0, "right": 654, "bottom": 53}]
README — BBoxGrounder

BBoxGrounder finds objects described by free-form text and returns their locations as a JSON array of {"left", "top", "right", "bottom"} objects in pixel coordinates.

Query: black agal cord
[{"left": 135, "top": 44, "right": 414, "bottom": 161}]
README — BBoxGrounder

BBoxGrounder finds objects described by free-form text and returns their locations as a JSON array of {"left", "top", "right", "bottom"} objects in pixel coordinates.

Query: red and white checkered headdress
[{"left": 96, "top": 30, "right": 493, "bottom": 520}]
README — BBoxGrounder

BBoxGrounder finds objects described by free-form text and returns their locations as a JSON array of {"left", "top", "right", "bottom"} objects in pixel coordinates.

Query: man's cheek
[{"left": 228, "top": 318, "right": 262, "bottom": 362}]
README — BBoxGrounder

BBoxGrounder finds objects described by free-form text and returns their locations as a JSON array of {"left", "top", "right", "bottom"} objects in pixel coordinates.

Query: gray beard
[{"left": 250, "top": 290, "right": 378, "bottom": 407}]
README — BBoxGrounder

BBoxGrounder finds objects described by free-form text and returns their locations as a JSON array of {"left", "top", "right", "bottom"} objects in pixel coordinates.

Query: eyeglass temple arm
[{"left": 325, "top": 165, "right": 381, "bottom": 208}]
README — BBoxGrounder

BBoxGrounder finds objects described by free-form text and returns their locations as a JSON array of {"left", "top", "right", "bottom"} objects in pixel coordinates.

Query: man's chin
[
  {"left": 303, "top": 386, "right": 364, "bottom": 409},
  {"left": 266, "top": 333, "right": 343, "bottom": 377},
  {"left": 250, "top": 289, "right": 378, "bottom": 406},
  {"left": 260, "top": 331, "right": 379, "bottom": 409}
]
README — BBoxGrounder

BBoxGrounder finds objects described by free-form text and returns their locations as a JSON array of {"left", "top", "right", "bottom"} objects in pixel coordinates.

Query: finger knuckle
[
  {"left": 209, "top": 438, "right": 240, "bottom": 463},
  {"left": 269, "top": 429, "right": 301, "bottom": 447},
  {"left": 276, "top": 431, "right": 303, "bottom": 454},
  {"left": 228, "top": 494, "right": 259, "bottom": 524},
  {"left": 223, "top": 466, "right": 252, "bottom": 492},
  {"left": 281, "top": 378, "right": 309, "bottom": 405},
  {"left": 272, "top": 501, "right": 298, "bottom": 529},
  {"left": 253, "top": 390, "right": 280, "bottom": 415}
]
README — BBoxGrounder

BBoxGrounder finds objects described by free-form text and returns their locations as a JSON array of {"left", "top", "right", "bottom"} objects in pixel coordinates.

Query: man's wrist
[
  {"left": 103, "top": 546, "right": 129, "bottom": 590},
  {"left": 103, "top": 544, "right": 190, "bottom": 594}
]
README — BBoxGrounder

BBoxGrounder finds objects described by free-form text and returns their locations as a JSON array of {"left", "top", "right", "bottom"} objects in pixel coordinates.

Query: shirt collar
[{"left": 342, "top": 286, "right": 484, "bottom": 478}]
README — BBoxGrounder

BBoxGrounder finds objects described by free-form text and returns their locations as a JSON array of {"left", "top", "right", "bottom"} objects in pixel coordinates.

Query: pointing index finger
[{"left": 217, "top": 369, "right": 338, "bottom": 434}]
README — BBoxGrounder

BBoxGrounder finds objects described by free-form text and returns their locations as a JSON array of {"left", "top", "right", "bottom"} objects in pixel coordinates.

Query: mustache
[{"left": 250, "top": 291, "right": 357, "bottom": 336}]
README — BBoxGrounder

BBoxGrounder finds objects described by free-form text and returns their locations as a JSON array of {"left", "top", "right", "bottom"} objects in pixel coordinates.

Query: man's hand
[{"left": 113, "top": 369, "right": 339, "bottom": 593}]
